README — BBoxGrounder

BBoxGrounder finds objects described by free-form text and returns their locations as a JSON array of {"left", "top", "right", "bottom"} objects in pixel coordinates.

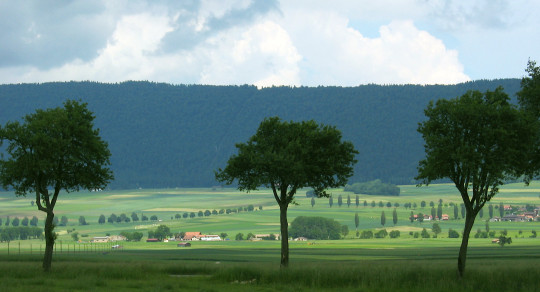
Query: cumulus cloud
[{"left": 10, "top": 0, "right": 540, "bottom": 86}]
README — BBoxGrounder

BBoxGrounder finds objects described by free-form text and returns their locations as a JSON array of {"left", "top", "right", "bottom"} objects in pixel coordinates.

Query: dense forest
[{"left": 0, "top": 79, "right": 521, "bottom": 189}]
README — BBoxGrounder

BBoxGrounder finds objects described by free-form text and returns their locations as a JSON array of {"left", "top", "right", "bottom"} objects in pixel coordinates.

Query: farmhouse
[
  {"left": 92, "top": 236, "right": 109, "bottom": 243},
  {"left": 201, "top": 235, "right": 221, "bottom": 241},
  {"left": 423, "top": 214, "right": 432, "bottom": 221},
  {"left": 183, "top": 232, "right": 202, "bottom": 241},
  {"left": 441, "top": 214, "right": 449, "bottom": 220},
  {"left": 501, "top": 214, "right": 524, "bottom": 222},
  {"left": 109, "top": 235, "right": 127, "bottom": 242}
]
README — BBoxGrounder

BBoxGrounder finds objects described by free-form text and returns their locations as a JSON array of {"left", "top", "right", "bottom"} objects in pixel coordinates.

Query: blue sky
[{"left": 1, "top": 0, "right": 538, "bottom": 87}]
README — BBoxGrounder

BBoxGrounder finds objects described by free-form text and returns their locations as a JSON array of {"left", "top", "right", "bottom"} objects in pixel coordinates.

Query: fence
[{"left": 0, "top": 241, "right": 126, "bottom": 256}]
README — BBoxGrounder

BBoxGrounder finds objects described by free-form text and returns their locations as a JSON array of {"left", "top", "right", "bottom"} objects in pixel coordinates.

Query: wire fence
[{"left": 0, "top": 241, "right": 126, "bottom": 256}]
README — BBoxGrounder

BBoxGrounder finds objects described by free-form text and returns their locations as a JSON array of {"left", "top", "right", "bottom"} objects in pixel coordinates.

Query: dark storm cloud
[
  {"left": 159, "top": 0, "right": 280, "bottom": 53},
  {"left": 0, "top": 1, "right": 115, "bottom": 69}
]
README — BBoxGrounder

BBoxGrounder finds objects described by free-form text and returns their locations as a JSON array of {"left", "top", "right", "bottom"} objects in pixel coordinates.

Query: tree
[
  {"left": 108, "top": 213, "right": 117, "bottom": 223},
  {"left": 479, "top": 208, "right": 484, "bottom": 218},
  {"left": 338, "top": 195, "right": 343, "bottom": 207},
  {"left": 454, "top": 204, "right": 459, "bottom": 220},
  {"left": 431, "top": 207, "right": 436, "bottom": 220},
  {"left": 132, "top": 212, "right": 140, "bottom": 222},
  {"left": 141, "top": 214, "right": 149, "bottom": 221},
  {"left": 416, "top": 87, "right": 537, "bottom": 277},
  {"left": 204, "top": 210, "right": 211, "bottom": 216},
  {"left": 329, "top": 197, "right": 333, "bottom": 208},
  {"left": 409, "top": 211, "right": 414, "bottom": 223},
  {"left": 30, "top": 216, "right": 38, "bottom": 227},
  {"left": 189, "top": 212, "right": 195, "bottom": 218},
  {"left": 12, "top": 217, "right": 20, "bottom": 227},
  {"left": 60, "top": 216, "right": 68, "bottom": 227},
  {"left": 448, "top": 228, "right": 459, "bottom": 238},
  {"left": 341, "top": 225, "right": 349, "bottom": 237},
  {"left": 432, "top": 223, "right": 441, "bottom": 236},
  {"left": 150, "top": 215, "right": 158, "bottom": 221},
  {"left": 289, "top": 216, "right": 343, "bottom": 240},
  {"left": 498, "top": 236, "right": 512, "bottom": 247},
  {"left": 197, "top": 211, "right": 203, "bottom": 217},
  {"left": 98, "top": 214, "right": 105, "bottom": 224},
  {"left": 215, "top": 117, "right": 357, "bottom": 267},
  {"left": 499, "top": 202, "right": 504, "bottom": 218},
  {"left": 437, "top": 204, "right": 443, "bottom": 220},
  {"left": 21, "top": 217, "right": 29, "bottom": 227},
  {"left": 153, "top": 225, "right": 171, "bottom": 241},
  {"left": 235, "top": 233, "right": 244, "bottom": 240},
  {"left": 421, "top": 228, "right": 430, "bottom": 238},
  {"left": 392, "top": 208, "right": 398, "bottom": 225},
  {"left": 421, "top": 201, "right": 426, "bottom": 208},
  {"left": 363, "top": 200, "right": 367, "bottom": 207},
  {"left": 0, "top": 100, "right": 113, "bottom": 271},
  {"left": 380, "top": 211, "right": 386, "bottom": 226},
  {"left": 461, "top": 204, "right": 466, "bottom": 219},
  {"left": 355, "top": 195, "right": 359, "bottom": 208},
  {"left": 311, "top": 197, "right": 315, "bottom": 208},
  {"left": 220, "top": 233, "right": 228, "bottom": 240},
  {"left": 517, "top": 59, "right": 540, "bottom": 117},
  {"left": 347, "top": 195, "right": 351, "bottom": 207},
  {"left": 488, "top": 204, "right": 494, "bottom": 219},
  {"left": 71, "top": 232, "right": 79, "bottom": 242},
  {"left": 78, "top": 216, "right": 87, "bottom": 226},
  {"left": 354, "top": 212, "right": 359, "bottom": 231}
]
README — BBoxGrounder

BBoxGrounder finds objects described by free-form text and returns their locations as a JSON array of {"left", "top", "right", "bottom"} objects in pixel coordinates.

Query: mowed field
[{"left": 0, "top": 183, "right": 539, "bottom": 291}]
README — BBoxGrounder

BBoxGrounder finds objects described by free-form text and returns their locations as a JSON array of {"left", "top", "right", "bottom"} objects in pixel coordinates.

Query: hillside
[{"left": 0, "top": 79, "right": 521, "bottom": 189}]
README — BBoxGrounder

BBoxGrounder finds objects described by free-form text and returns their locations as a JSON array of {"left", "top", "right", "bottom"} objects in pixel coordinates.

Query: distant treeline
[
  {"left": 0, "top": 226, "right": 43, "bottom": 241},
  {"left": 344, "top": 179, "right": 400, "bottom": 196},
  {"left": 0, "top": 79, "right": 521, "bottom": 189}
]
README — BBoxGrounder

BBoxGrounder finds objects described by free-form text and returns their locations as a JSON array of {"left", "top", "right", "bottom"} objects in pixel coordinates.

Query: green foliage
[
  {"left": 448, "top": 229, "right": 460, "bottom": 238},
  {"left": 421, "top": 228, "right": 430, "bottom": 238},
  {"left": 374, "top": 229, "right": 388, "bottom": 238},
  {"left": 235, "top": 233, "right": 244, "bottom": 240},
  {"left": 498, "top": 236, "right": 512, "bottom": 247},
  {"left": 389, "top": 230, "right": 400, "bottom": 238},
  {"left": 152, "top": 225, "right": 171, "bottom": 241},
  {"left": 71, "top": 232, "right": 79, "bottom": 241},
  {"left": 289, "top": 216, "right": 342, "bottom": 240},
  {"left": 432, "top": 223, "right": 441, "bottom": 235},
  {"left": 344, "top": 179, "right": 400, "bottom": 196},
  {"left": 119, "top": 231, "right": 144, "bottom": 242},
  {"left": 78, "top": 216, "right": 87, "bottom": 226},
  {"left": 359, "top": 230, "right": 373, "bottom": 239}
]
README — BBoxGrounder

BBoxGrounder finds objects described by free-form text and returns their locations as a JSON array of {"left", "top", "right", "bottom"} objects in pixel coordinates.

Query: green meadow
[{"left": 0, "top": 183, "right": 539, "bottom": 291}]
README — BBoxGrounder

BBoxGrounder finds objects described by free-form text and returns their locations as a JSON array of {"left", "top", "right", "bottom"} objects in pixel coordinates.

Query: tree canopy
[
  {"left": 0, "top": 100, "right": 113, "bottom": 271},
  {"left": 416, "top": 87, "right": 537, "bottom": 277},
  {"left": 215, "top": 117, "right": 357, "bottom": 267},
  {"left": 289, "top": 216, "right": 343, "bottom": 240}
]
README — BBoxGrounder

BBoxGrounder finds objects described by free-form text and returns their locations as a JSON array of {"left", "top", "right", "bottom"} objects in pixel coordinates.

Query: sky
[{"left": 1, "top": 0, "right": 539, "bottom": 87}]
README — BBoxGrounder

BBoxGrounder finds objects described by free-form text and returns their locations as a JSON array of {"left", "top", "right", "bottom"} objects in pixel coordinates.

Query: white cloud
[
  {"left": 9, "top": 0, "right": 540, "bottom": 86},
  {"left": 280, "top": 9, "right": 469, "bottom": 85},
  {"left": 199, "top": 20, "right": 302, "bottom": 87}
]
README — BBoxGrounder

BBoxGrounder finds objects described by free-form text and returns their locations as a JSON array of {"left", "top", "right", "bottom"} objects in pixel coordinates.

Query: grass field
[{"left": 0, "top": 183, "right": 539, "bottom": 290}]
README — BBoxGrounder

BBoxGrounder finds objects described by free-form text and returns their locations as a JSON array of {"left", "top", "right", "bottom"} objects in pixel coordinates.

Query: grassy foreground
[{"left": 1, "top": 248, "right": 539, "bottom": 292}]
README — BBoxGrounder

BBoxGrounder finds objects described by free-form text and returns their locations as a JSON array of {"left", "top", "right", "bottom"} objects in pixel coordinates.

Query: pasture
[{"left": 0, "top": 183, "right": 539, "bottom": 291}]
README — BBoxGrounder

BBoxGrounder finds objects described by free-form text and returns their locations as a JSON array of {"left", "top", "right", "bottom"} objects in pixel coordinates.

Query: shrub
[
  {"left": 389, "top": 230, "right": 400, "bottom": 238},
  {"left": 448, "top": 229, "right": 460, "bottom": 238},
  {"left": 421, "top": 228, "right": 430, "bottom": 238},
  {"left": 374, "top": 229, "right": 388, "bottom": 238},
  {"left": 359, "top": 230, "right": 373, "bottom": 239}
]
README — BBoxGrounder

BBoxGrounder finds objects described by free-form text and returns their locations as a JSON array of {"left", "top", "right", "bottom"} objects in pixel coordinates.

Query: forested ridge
[{"left": 0, "top": 79, "right": 521, "bottom": 189}]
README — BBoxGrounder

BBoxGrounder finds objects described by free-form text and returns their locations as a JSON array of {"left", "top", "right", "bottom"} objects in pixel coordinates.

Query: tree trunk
[
  {"left": 43, "top": 211, "right": 55, "bottom": 272},
  {"left": 279, "top": 204, "right": 289, "bottom": 268},
  {"left": 457, "top": 211, "right": 476, "bottom": 277}
]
